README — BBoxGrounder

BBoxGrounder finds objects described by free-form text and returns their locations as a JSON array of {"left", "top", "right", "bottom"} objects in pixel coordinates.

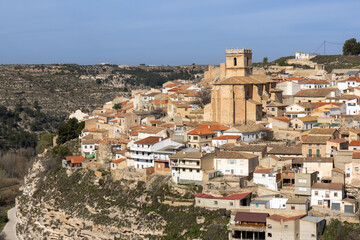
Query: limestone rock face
[{"left": 16, "top": 158, "right": 167, "bottom": 240}]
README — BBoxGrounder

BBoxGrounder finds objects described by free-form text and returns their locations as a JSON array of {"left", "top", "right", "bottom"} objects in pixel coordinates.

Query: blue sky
[{"left": 0, "top": 0, "right": 359, "bottom": 65}]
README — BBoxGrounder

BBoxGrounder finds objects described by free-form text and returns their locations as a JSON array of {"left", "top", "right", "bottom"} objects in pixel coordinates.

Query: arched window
[{"left": 234, "top": 57, "right": 237, "bottom": 66}]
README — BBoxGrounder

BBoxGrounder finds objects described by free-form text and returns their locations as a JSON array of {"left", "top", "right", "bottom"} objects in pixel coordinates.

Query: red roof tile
[
  {"left": 112, "top": 158, "right": 126, "bottom": 163},
  {"left": 134, "top": 136, "right": 168, "bottom": 145},
  {"left": 65, "top": 156, "right": 88, "bottom": 164},
  {"left": 349, "top": 140, "right": 360, "bottom": 146}
]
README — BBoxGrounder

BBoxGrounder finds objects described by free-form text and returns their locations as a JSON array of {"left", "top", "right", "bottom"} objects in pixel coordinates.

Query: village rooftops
[
  {"left": 188, "top": 128, "right": 215, "bottom": 135},
  {"left": 195, "top": 192, "right": 251, "bottom": 200},
  {"left": 214, "top": 75, "right": 274, "bottom": 85},
  {"left": 308, "top": 128, "right": 337, "bottom": 135},
  {"left": 326, "top": 94, "right": 359, "bottom": 100},
  {"left": 134, "top": 136, "right": 168, "bottom": 145},
  {"left": 312, "top": 182, "right": 343, "bottom": 190},
  {"left": 170, "top": 149, "right": 203, "bottom": 159},
  {"left": 294, "top": 88, "right": 338, "bottom": 97},
  {"left": 296, "top": 116, "right": 317, "bottom": 122},
  {"left": 299, "top": 79, "right": 330, "bottom": 85},
  {"left": 268, "top": 146, "right": 302, "bottom": 155},
  {"left": 215, "top": 151, "right": 257, "bottom": 159},
  {"left": 271, "top": 116, "right": 291, "bottom": 123},
  {"left": 197, "top": 124, "right": 230, "bottom": 131},
  {"left": 327, "top": 138, "right": 347, "bottom": 143},
  {"left": 267, "top": 102, "right": 288, "bottom": 107},
  {"left": 303, "top": 135, "right": 332, "bottom": 144},
  {"left": 138, "top": 126, "right": 166, "bottom": 134},
  {"left": 254, "top": 168, "right": 273, "bottom": 174},
  {"left": 234, "top": 212, "right": 269, "bottom": 223},
  {"left": 219, "top": 143, "right": 267, "bottom": 152}
]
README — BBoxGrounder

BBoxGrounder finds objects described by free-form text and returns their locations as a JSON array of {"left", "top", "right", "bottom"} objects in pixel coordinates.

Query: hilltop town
[{"left": 12, "top": 49, "right": 360, "bottom": 239}]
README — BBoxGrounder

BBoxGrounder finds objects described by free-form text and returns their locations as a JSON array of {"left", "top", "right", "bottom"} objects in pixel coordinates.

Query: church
[{"left": 205, "top": 49, "right": 281, "bottom": 125}]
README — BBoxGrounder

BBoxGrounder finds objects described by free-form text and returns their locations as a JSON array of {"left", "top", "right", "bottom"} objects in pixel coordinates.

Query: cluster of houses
[{"left": 64, "top": 49, "right": 360, "bottom": 240}]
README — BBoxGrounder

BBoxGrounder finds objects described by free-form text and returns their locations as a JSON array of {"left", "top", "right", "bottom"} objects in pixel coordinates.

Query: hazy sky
[{"left": 0, "top": 0, "right": 359, "bottom": 65}]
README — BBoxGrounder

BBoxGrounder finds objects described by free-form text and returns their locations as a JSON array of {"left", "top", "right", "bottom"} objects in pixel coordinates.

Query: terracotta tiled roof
[
  {"left": 219, "top": 143, "right": 267, "bottom": 152},
  {"left": 234, "top": 212, "right": 269, "bottom": 223},
  {"left": 296, "top": 116, "right": 317, "bottom": 122},
  {"left": 268, "top": 146, "right": 302, "bottom": 155},
  {"left": 215, "top": 151, "right": 257, "bottom": 159},
  {"left": 352, "top": 151, "right": 360, "bottom": 159},
  {"left": 271, "top": 116, "right": 291, "bottom": 123},
  {"left": 65, "top": 156, "right": 88, "bottom": 164},
  {"left": 309, "top": 128, "right": 337, "bottom": 135},
  {"left": 294, "top": 88, "right": 338, "bottom": 97},
  {"left": 349, "top": 140, "right": 360, "bottom": 146},
  {"left": 254, "top": 168, "right": 273, "bottom": 174},
  {"left": 195, "top": 192, "right": 251, "bottom": 200},
  {"left": 112, "top": 158, "right": 126, "bottom": 163},
  {"left": 188, "top": 128, "right": 215, "bottom": 135},
  {"left": 333, "top": 168, "right": 345, "bottom": 174},
  {"left": 312, "top": 182, "right": 343, "bottom": 190},
  {"left": 134, "top": 136, "right": 168, "bottom": 145},
  {"left": 198, "top": 124, "right": 230, "bottom": 131},
  {"left": 285, "top": 77, "right": 304, "bottom": 81},
  {"left": 299, "top": 80, "right": 330, "bottom": 85},
  {"left": 138, "top": 126, "right": 165, "bottom": 134},
  {"left": 214, "top": 76, "right": 274, "bottom": 85},
  {"left": 328, "top": 138, "right": 347, "bottom": 143}
]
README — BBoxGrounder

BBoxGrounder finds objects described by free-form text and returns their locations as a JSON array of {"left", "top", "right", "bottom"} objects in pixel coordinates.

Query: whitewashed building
[{"left": 310, "top": 183, "right": 344, "bottom": 210}]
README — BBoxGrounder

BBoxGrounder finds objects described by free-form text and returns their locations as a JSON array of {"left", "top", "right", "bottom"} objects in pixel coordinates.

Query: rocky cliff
[{"left": 16, "top": 156, "right": 228, "bottom": 239}]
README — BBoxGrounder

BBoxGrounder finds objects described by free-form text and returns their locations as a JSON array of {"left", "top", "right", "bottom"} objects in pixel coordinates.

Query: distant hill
[{"left": 310, "top": 55, "right": 360, "bottom": 72}]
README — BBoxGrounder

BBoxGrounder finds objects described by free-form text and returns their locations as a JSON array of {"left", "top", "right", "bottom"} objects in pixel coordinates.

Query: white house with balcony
[
  {"left": 169, "top": 148, "right": 217, "bottom": 185},
  {"left": 129, "top": 136, "right": 184, "bottom": 169},
  {"left": 253, "top": 167, "right": 279, "bottom": 191},
  {"left": 326, "top": 95, "right": 360, "bottom": 115},
  {"left": 310, "top": 183, "right": 344, "bottom": 210}
]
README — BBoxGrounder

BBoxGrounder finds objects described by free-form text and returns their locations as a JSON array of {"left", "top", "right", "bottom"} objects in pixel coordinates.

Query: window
[
  {"left": 309, "top": 149, "right": 312, "bottom": 157},
  {"left": 284, "top": 225, "right": 288, "bottom": 229},
  {"left": 347, "top": 173, "right": 351, "bottom": 177},
  {"left": 267, "top": 233, "right": 272, "bottom": 237},
  {"left": 193, "top": 136, "right": 198, "bottom": 140},
  {"left": 188, "top": 136, "right": 191, "bottom": 140},
  {"left": 228, "top": 159, "right": 236, "bottom": 164},
  {"left": 356, "top": 167, "right": 359, "bottom": 172},
  {"left": 198, "top": 200, "right": 201, "bottom": 203},
  {"left": 262, "top": 174, "right": 266, "bottom": 177},
  {"left": 230, "top": 202, "right": 234, "bottom": 206},
  {"left": 233, "top": 57, "right": 237, "bottom": 66},
  {"left": 214, "top": 201, "right": 218, "bottom": 205},
  {"left": 311, "top": 234, "right": 315, "bottom": 237},
  {"left": 318, "top": 200, "right": 322, "bottom": 205},
  {"left": 84, "top": 146, "right": 87, "bottom": 149},
  {"left": 334, "top": 192, "right": 338, "bottom": 197},
  {"left": 197, "top": 169, "right": 200, "bottom": 173},
  {"left": 267, "top": 224, "right": 272, "bottom": 229},
  {"left": 315, "top": 191, "right": 318, "bottom": 196},
  {"left": 316, "top": 149, "right": 320, "bottom": 157},
  {"left": 291, "top": 206, "right": 295, "bottom": 210}
]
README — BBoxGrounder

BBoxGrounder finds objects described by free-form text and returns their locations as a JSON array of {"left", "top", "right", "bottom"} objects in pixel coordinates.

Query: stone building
[{"left": 207, "top": 49, "right": 278, "bottom": 125}]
